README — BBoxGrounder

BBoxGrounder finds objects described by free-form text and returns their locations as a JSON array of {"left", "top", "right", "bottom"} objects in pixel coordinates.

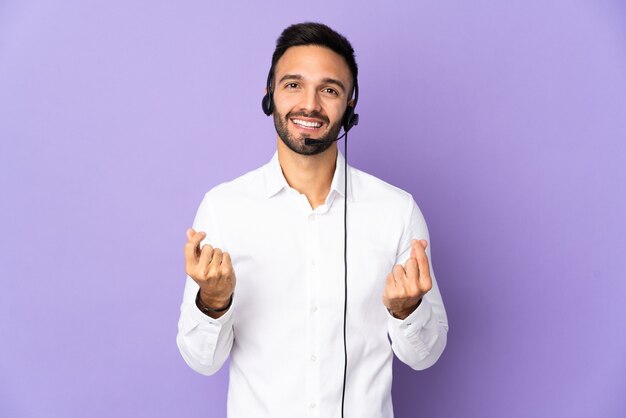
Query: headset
[{"left": 261, "top": 63, "right": 359, "bottom": 418}]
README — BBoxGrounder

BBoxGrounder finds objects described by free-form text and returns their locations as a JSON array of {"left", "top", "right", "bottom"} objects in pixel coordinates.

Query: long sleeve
[
  {"left": 176, "top": 192, "right": 235, "bottom": 376},
  {"left": 387, "top": 197, "right": 449, "bottom": 370},
  {"left": 176, "top": 277, "right": 234, "bottom": 375}
]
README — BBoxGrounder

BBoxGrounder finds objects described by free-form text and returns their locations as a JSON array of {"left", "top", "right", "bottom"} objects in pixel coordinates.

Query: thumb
[{"left": 186, "top": 228, "right": 195, "bottom": 240}]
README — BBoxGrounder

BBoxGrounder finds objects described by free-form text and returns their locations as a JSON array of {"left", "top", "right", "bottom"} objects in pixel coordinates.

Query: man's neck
[{"left": 276, "top": 139, "right": 337, "bottom": 210}]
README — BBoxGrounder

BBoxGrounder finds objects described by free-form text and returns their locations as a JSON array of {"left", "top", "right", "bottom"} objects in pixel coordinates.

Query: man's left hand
[{"left": 383, "top": 239, "right": 432, "bottom": 320}]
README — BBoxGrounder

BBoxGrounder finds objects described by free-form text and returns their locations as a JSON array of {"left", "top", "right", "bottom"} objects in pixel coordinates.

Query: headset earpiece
[
  {"left": 342, "top": 81, "right": 360, "bottom": 133},
  {"left": 261, "top": 93, "right": 273, "bottom": 116},
  {"left": 261, "top": 67, "right": 274, "bottom": 116},
  {"left": 342, "top": 106, "right": 359, "bottom": 133}
]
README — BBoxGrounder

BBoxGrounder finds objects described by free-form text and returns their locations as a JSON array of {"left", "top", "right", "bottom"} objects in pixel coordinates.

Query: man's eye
[
  {"left": 323, "top": 88, "right": 338, "bottom": 96},
  {"left": 286, "top": 83, "right": 299, "bottom": 89}
]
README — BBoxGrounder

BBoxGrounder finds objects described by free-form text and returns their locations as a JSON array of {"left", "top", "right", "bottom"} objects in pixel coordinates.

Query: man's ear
[{"left": 347, "top": 98, "right": 355, "bottom": 107}]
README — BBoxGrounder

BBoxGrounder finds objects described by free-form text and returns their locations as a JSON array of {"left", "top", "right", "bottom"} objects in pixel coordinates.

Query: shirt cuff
[{"left": 387, "top": 297, "right": 432, "bottom": 331}]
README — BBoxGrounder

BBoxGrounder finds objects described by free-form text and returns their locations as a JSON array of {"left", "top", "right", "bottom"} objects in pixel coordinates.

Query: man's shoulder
[
  {"left": 203, "top": 161, "right": 268, "bottom": 201},
  {"left": 350, "top": 165, "right": 414, "bottom": 206}
]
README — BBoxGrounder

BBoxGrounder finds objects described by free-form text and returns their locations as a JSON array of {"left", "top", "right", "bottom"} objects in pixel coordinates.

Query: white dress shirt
[{"left": 177, "top": 150, "right": 448, "bottom": 418}]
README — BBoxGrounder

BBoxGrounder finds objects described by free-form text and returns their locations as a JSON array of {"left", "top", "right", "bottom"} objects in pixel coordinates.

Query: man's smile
[{"left": 290, "top": 117, "right": 324, "bottom": 131}]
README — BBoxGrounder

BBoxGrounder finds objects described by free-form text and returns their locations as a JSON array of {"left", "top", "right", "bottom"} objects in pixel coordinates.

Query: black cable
[{"left": 340, "top": 132, "right": 348, "bottom": 418}]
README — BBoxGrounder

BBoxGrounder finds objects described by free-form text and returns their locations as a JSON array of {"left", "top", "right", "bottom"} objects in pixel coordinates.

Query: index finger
[
  {"left": 184, "top": 230, "right": 206, "bottom": 263},
  {"left": 411, "top": 239, "right": 428, "bottom": 255},
  {"left": 411, "top": 239, "right": 430, "bottom": 279}
]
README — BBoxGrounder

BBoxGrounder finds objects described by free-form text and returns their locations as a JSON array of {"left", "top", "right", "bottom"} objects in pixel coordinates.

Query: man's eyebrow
[
  {"left": 277, "top": 74, "right": 303, "bottom": 84},
  {"left": 276, "top": 74, "right": 346, "bottom": 93}
]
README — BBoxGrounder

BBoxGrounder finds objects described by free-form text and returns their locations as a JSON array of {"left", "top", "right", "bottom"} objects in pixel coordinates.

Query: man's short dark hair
[{"left": 270, "top": 22, "right": 358, "bottom": 94}]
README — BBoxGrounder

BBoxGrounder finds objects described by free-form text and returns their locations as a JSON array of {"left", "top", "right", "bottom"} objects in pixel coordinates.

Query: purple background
[{"left": 1, "top": 1, "right": 625, "bottom": 417}]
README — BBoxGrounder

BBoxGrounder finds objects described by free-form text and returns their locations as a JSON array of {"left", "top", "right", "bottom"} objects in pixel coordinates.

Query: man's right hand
[{"left": 184, "top": 228, "right": 236, "bottom": 310}]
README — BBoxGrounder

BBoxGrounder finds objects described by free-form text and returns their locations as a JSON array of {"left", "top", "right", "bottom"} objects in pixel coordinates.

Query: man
[{"left": 177, "top": 22, "right": 448, "bottom": 418}]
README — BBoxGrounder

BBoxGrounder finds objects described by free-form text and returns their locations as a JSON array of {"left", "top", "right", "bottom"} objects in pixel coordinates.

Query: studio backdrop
[{"left": 1, "top": 1, "right": 625, "bottom": 417}]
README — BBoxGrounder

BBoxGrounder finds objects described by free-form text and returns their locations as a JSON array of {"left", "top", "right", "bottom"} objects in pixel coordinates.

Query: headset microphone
[{"left": 304, "top": 129, "right": 349, "bottom": 146}]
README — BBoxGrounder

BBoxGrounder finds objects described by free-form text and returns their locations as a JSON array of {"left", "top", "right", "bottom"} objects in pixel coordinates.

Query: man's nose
[{"left": 300, "top": 87, "right": 322, "bottom": 113}]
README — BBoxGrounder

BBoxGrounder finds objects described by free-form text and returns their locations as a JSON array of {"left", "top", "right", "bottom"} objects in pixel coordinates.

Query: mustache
[{"left": 286, "top": 111, "right": 329, "bottom": 124}]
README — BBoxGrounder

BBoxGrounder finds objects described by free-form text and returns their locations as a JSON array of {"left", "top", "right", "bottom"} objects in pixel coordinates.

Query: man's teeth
[{"left": 292, "top": 119, "right": 322, "bottom": 128}]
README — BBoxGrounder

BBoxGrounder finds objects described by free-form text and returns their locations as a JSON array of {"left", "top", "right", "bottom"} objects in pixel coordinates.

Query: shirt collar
[{"left": 264, "top": 149, "right": 352, "bottom": 202}]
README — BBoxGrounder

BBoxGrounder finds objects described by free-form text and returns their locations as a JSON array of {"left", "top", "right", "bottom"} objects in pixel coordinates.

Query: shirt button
[
  {"left": 311, "top": 259, "right": 316, "bottom": 266},
  {"left": 310, "top": 402, "right": 316, "bottom": 409},
  {"left": 311, "top": 306, "right": 317, "bottom": 313},
  {"left": 310, "top": 355, "right": 317, "bottom": 362}
]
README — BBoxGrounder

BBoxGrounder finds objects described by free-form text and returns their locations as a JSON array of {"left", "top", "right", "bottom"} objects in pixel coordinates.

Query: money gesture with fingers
[
  {"left": 184, "top": 228, "right": 236, "bottom": 312},
  {"left": 383, "top": 239, "right": 433, "bottom": 320}
]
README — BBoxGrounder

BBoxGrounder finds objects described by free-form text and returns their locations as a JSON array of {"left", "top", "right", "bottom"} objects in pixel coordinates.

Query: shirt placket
[{"left": 306, "top": 210, "right": 321, "bottom": 418}]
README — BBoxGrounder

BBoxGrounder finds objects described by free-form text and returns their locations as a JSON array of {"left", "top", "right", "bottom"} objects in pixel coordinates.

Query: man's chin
[
  {"left": 274, "top": 117, "right": 339, "bottom": 155},
  {"left": 281, "top": 135, "right": 332, "bottom": 156}
]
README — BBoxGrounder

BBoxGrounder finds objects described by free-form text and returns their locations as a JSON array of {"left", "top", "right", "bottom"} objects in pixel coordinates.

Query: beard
[{"left": 273, "top": 109, "right": 342, "bottom": 156}]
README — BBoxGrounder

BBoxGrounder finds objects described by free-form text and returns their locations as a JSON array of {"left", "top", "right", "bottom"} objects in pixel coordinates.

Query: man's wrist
[
  {"left": 196, "top": 291, "right": 233, "bottom": 315},
  {"left": 389, "top": 298, "right": 422, "bottom": 320}
]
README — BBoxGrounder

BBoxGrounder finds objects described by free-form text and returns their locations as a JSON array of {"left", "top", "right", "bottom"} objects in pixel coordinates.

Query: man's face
[{"left": 271, "top": 45, "right": 353, "bottom": 156}]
